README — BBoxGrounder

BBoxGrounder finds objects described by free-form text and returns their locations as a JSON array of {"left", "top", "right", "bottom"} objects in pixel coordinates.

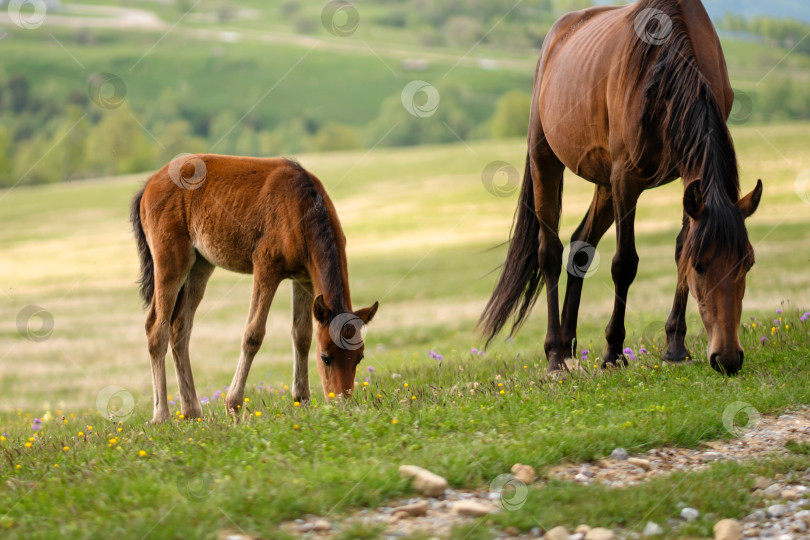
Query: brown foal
[
  {"left": 131, "top": 155, "right": 378, "bottom": 423},
  {"left": 480, "top": 0, "right": 762, "bottom": 375}
]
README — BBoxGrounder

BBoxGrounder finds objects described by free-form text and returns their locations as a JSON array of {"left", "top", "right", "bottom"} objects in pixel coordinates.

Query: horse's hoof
[{"left": 663, "top": 346, "right": 692, "bottom": 363}]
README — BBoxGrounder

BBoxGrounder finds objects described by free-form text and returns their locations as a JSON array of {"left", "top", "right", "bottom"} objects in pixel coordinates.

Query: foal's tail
[
  {"left": 478, "top": 154, "right": 543, "bottom": 347},
  {"left": 130, "top": 186, "right": 154, "bottom": 308}
]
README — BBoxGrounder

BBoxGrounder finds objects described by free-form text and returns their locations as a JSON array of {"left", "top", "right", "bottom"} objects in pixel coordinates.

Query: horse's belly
[{"left": 192, "top": 232, "right": 254, "bottom": 274}]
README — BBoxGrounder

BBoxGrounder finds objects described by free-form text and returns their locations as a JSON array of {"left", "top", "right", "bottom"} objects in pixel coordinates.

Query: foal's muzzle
[{"left": 710, "top": 350, "right": 744, "bottom": 376}]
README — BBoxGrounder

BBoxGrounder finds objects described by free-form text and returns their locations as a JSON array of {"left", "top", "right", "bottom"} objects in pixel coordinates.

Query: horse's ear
[
  {"left": 356, "top": 302, "right": 379, "bottom": 324},
  {"left": 313, "top": 295, "right": 331, "bottom": 325},
  {"left": 737, "top": 179, "right": 763, "bottom": 219},
  {"left": 683, "top": 180, "right": 704, "bottom": 220}
]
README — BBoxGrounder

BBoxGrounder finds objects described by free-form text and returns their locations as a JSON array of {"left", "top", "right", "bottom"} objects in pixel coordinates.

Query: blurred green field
[{"left": 1, "top": 122, "right": 808, "bottom": 413}]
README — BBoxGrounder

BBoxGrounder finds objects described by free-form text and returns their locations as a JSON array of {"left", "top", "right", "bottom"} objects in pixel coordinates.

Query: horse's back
[{"left": 140, "top": 155, "right": 316, "bottom": 274}]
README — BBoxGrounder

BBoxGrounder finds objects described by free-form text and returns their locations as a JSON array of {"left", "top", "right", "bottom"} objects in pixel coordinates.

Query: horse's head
[
  {"left": 312, "top": 295, "right": 378, "bottom": 397},
  {"left": 681, "top": 179, "right": 763, "bottom": 375}
]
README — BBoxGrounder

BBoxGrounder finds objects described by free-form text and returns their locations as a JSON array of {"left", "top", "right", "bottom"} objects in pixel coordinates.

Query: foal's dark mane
[
  {"left": 288, "top": 159, "right": 348, "bottom": 312},
  {"left": 628, "top": 0, "right": 749, "bottom": 264}
]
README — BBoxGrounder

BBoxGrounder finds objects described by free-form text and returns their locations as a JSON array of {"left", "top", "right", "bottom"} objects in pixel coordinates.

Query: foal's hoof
[
  {"left": 601, "top": 352, "right": 629, "bottom": 369},
  {"left": 547, "top": 352, "right": 568, "bottom": 373}
]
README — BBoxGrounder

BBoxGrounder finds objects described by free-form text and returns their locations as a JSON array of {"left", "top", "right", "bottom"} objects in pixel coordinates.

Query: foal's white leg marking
[{"left": 291, "top": 279, "right": 314, "bottom": 401}]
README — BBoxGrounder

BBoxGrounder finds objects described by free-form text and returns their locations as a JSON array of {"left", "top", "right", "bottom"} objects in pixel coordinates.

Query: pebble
[
  {"left": 754, "top": 477, "right": 771, "bottom": 490},
  {"left": 763, "top": 483, "right": 782, "bottom": 497},
  {"left": 780, "top": 488, "right": 800, "bottom": 500},
  {"left": 511, "top": 463, "right": 537, "bottom": 484},
  {"left": 391, "top": 500, "right": 429, "bottom": 519},
  {"left": 628, "top": 458, "right": 652, "bottom": 470},
  {"left": 584, "top": 527, "right": 617, "bottom": 540},
  {"left": 642, "top": 521, "right": 663, "bottom": 536},
  {"left": 713, "top": 518, "right": 743, "bottom": 540},
  {"left": 611, "top": 448, "right": 629, "bottom": 460},
  {"left": 680, "top": 507, "right": 700, "bottom": 521},
  {"left": 569, "top": 534, "right": 585, "bottom": 540},
  {"left": 504, "top": 526, "right": 520, "bottom": 536},
  {"left": 399, "top": 465, "right": 448, "bottom": 497},
  {"left": 301, "top": 519, "right": 332, "bottom": 532},
  {"left": 766, "top": 504, "right": 790, "bottom": 518},
  {"left": 450, "top": 500, "right": 493, "bottom": 517},
  {"left": 701, "top": 452, "right": 723, "bottom": 462},
  {"left": 575, "top": 524, "right": 592, "bottom": 534},
  {"left": 544, "top": 525, "right": 570, "bottom": 540}
]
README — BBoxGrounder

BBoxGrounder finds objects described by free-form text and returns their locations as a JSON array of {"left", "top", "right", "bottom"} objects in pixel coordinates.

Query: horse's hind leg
[
  {"left": 291, "top": 278, "right": 314, "bottom": 402},
  {"left": 560, "top": 186, "right": 614, "bottom": 362},
  {"left": 146, "top": 241, "right": 194, "bottom": 423},
  {"left": 529, "top": 139, "right": 567, "bottom": 372},
  {"left": 664, "top": 215, "right": 691, "bottom": 362},
  {"left": 225, "top": 258, "right": 282, "bottom": 414},
  {"left": 170, "top": 256, "right": 215, "bottom": 419}
]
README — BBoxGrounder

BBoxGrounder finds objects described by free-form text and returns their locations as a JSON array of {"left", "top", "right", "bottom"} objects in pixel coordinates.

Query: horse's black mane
[
  {"left": 287, "top": 159, "right": 348, "bottom": 313},
  {"left": 629, "top": 0, "right": 748, "bottom": 264}
]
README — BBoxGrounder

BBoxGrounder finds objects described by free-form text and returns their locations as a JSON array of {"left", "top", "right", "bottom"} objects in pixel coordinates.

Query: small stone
[
  {"left": 766, "top": 504, "right": 790, "bottom": 518},
  {"left": 713, "top": 519, "right": 743, "bottom": 540},
  {"left": 569, "top": 534, "right": 585, "bottom": 540},
  {"left": 681, "top": 507, "right": 700, "bottom": 522},
  {"left": 544, "top": 526, "right": 570, "bottom": 540},
  {"left": 574, "top": 473, "right": 592, "bottom": 483},
  {"left": 450, "top": 500, "right": 494, "bottom": 517},
  {"left": 391, "top": 500, "right": 429, "bottom": 518},
  {"left": 790, "top": 520, "right": 808, "bottom": 533},
  {"left": 628, "top": 458, "right": 652, "bottom": 470},
  {"left": 311, "top": 519, "right": 332, "bottom": 532},
  {"left": 764, "top": 484, "right": 782, "bottom": 497},
  {"left": 512, "top": 463, "right": 537, "bottom": 484},
  {"left": 575, "top": 525, "right": 592, "bottom": 534},
  {"left": 643, "top": 521, "right": 663, "bottom": 536},
  {"left": 505, "top": 526, "right": 520, "bottom": 536},
  {"left": 611, "top": 448, "right": 629, "bottom": 460},
  {"left": 743, "top": 528, "right": 760, "bottom": 537},
  {"left": 744, "top": 510, "right": 766, "bottom": 522},
  {"left": 531, "top": 527, "right": 543, "bottom": 536},
  {"left": 584, "top": 527, "right": 617, "bottom": 540},
  {"left": 399, "top": 465, "right": 449, "bottom": 497},
  {"left": 781, "top": 489, "right": 800, "bottom": 500},
  {"left": 795, "top": 509, "right": 810, "bottom": 521},
  {"left": 754, "top": 477, "right": 771, "bottom": 490}
]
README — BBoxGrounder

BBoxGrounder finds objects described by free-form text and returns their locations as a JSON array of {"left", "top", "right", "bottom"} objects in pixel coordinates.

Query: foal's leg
[
  {"left": 146, "top": 243, "right": 194, "bottom": 423},
  {"left": 603, "top": 167, "right": 643, "bottom": 367},
  {"left": 225, "top": 262, "right": 282, "bottom": 414},
  {"left": 529, "top": 147, "right": 567, "bottom": 372},
  {"left": 664, "top": 216, "right": 692, "bottom": 362},
  {"left": 291, "top": 279, "right": 314, "bottom": 402},
  {"left": 560, "top": 186, "right": 614, "bottom": 361},
  {"left": 170, "top": 257, "right": 215, "bottom": 419}
]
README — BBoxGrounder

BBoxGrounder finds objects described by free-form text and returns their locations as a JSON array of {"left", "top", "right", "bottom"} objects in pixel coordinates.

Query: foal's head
[
  {"left": 313, "top": 295, "right": 379, "bottom": 397},
  {"left": 680, "top": 179, "right": 763, "bottom": 375}
]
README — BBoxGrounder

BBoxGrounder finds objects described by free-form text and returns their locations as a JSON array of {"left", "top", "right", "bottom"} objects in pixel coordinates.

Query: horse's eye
[
  {"left": 321, "top": 353, "right": 331, "bottom": 366},
  {"left": 694, "top": 262, "right": 706, "bottom": 275}
]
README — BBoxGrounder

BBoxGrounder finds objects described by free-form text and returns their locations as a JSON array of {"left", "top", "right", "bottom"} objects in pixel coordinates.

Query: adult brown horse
[
  {"left": 131, "top": 155, "right": 378, "bottom": 423},
  {"left": 480, "top": 0, "right": 762, "bottom": 375}
]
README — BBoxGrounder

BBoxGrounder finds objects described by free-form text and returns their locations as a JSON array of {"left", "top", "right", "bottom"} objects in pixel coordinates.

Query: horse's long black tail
[
  {"left": 478, "top": 153, "right": 544, "bottom": 346},
  {"left": 130, "top": 186, "right": 154, "bottom": 308}
]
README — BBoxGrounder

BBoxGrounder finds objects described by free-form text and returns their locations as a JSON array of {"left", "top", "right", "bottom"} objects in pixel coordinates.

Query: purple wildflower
[
  {"left": 581, "top": 349, "right": 590, "bottom": 359},
  {"left": 364, "top": 377, "right": 370, "bottom": 384},
  {"left": 200, "top": 397, "right": 209, "bottom": 405},
  {"left": 776, "top": 309, "right": 783, "bottom": 314},
  {"left": 801, "top": 312, "right": 810, "bottom": 323},
  {"left": 32, "top": 418, "right": 42, "bottom": 431},
  {"left": 169, "top": 400, "right": 176, "bottom": 406},
  {"left": 774, "top": 319, "right": 782, "bottom": 326},
  {"left": 623, "top": 347, "right": 637, "bottom": 361},
  {"left": 471, "top": 348, "right": 478, "bottom": 355},
  {"left": 212, "top": 390, "right": 222, "bottom": 400},
  {"left": 639, "top": 347, "right": 648, "bottom": 355},
  {"left": 366, "top": 366, "right": 375, "bottom": 374},
  {"left": 760, "top": 336, "right": 768, "bottom": 344},
  {"left": 429, "top": 350, "right": 444, "bottom": 362}
]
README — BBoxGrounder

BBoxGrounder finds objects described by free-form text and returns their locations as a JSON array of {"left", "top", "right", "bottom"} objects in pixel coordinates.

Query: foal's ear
[
  {"left": 356, "top": 301, "right": 379, "bottom": 324},
  {"left": 313, "top": 295, "right": 332, "bottom": 325},
  {"left": 737, "top": 179, "right": 763, "bottom": 219},
  {"left": 683, "top": 180, "right": 704, "bottom": 220}
]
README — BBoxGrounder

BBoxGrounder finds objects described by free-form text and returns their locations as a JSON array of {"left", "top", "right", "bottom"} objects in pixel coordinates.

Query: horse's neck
[{"left": 307, "top": 232, "right": 351, "bottom": 313}]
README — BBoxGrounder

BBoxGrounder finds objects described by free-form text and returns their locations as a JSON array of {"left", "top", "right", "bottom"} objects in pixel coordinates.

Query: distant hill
[{"left": 592, "top": 0, "right": 810, "bottom": 22}]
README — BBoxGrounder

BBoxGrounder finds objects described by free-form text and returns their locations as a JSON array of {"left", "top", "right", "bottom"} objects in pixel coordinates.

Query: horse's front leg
[
  {"left": 664, "top": 215, "right": 692, "bottom": 362},
  {"left": 291, "top": 279, "right": 314, "bottom": 402},
  {"left": 603, "top": 171, "right": 642, "bottom": 367}
]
